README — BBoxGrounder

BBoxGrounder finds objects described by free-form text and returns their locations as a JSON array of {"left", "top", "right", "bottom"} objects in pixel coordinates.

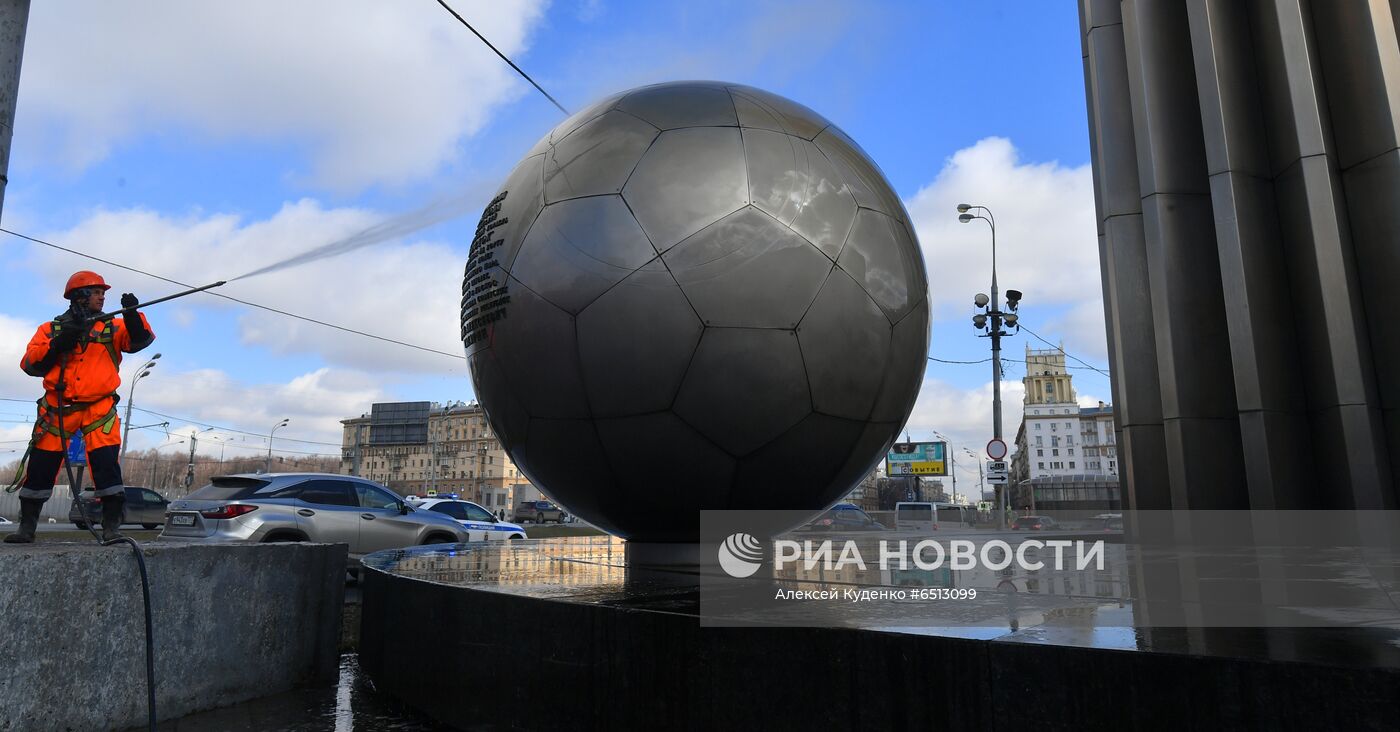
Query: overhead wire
[
  {"left": 126, "top": 406, "right": 343, "bottom": 447},
  {"left": 121, "top": 438, "right": 341, "bottom": 459},
  {"left": 0, "top": 397, "right": 344, "bottom": 451},
  {"left": 433, "top": 0, "right": 570, "bottom": 115},
  {"left": 929, "top": 354, "right": 1108, "bottom": 373},
  {"left": 0, "top": 227, "right": 467, "bottom": 362},
  {"left": 1018, "top": 324, "right": 1112, "bottom": 378}
]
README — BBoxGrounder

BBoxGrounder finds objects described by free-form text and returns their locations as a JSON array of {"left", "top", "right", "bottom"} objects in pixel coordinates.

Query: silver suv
[{"left": 160, "top": 473, "right": 468, "bottom": 561}]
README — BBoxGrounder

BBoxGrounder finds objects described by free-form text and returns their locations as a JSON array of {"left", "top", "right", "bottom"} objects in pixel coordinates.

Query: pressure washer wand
[{"left": 88, "top": 280, "right": 227, "bottom": 322}]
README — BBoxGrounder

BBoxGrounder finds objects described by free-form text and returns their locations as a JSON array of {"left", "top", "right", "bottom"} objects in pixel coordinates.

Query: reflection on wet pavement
[
  {"left": 360, "top": 532, "right": 1400, "bottom": 668},
  {"left": 153, "top": 655, "right": 446, "bottom": 731}
]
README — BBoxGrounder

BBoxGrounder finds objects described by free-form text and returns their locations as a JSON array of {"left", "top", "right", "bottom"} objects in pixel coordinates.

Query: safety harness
[{"left": 4, "top": 318, "right": 122, "bottom": 493}]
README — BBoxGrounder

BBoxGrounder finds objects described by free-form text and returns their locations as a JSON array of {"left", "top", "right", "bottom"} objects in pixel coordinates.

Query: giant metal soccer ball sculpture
[{"left": 462, "top": 81, "right": 929, "bottom": 543}]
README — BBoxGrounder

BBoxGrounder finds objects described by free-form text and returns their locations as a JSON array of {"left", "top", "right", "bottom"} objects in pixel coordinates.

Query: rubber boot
[
  {"left": 4, "top": 498, "right": 43, "bottom": 544},
  {"left": 100, "top": 495, "right": 125, "bottom": 542}
]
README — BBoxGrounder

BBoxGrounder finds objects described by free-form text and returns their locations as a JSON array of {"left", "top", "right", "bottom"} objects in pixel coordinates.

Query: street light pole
[
  {"left": 120, "top": 353, "right": 161, "bottom": 459},
  {"left": 266, "top": 418, "right": 289, "bottom": 473},
  {"left": 959, "top": 204, "right": 1022, "bottom": 529}
]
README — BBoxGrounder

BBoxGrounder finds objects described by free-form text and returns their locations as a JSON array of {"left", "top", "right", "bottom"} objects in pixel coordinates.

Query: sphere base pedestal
[
  {"left": 359, "top": 536, "right": 1400, "bottom": 731},
  {"left": 624, "top": 541, "right": 703, "bottom": 568}
]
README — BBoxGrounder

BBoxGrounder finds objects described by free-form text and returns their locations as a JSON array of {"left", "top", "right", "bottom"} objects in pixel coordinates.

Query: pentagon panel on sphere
[
  {"left": 814, "top": 125, "right": 911, "bottom": 224},
  {"left": 732, "top": 413, "right": 870, "bottom": 510},
  {"left": 616, "top": 82, "right": 738, "bottom": 130},
  {"left": 512, "top": 195, "right": 656, "bottom": 315},
  {"left": 463, "top": 81, "right": 929, "bottom": 543},
  {"left": 484, "top": 279, "right": 589, "bottom": 420},
  {"left": 595, "top": 412, "right": 737, "bottom": 541},
  {"left": 663, "top": 207, "right": 832, "bottom": 329},
  {"left": 523, "top": 92, "right": 624, "bottom": 158},
  {"left": 838, "top": 209, "right": 926, "bottom": 324},
  {"left": 543, "top": 110, "right": 659, "bottom": 203},
  {"left": 622, "top": 126, "right": 749, "bottom": 253},
  {"left": 872, "top": 298, "right": 931, "bottom": 423},
  {"left": 577, "top": 260, "right": 703, "bottom": 418},
  {"left": 743, "top": 130, "right": 858, "bottom": 260},
  {"left": 728, "top": 84, "right": 830, "bottom": 140},
  {"left": 672, "top": 328, "right": 812, "bottom": 458},
  {"left": 798, "top": 268, "right": 892, "bottom": 421},
  {"left": 509, "top": 418, "right": 623, "bottom": 536}
]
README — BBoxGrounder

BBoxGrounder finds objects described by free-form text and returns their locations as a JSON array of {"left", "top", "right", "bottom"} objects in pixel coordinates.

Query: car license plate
[{"left": 171, "top": 514, "right": 196, "bottom": 526}]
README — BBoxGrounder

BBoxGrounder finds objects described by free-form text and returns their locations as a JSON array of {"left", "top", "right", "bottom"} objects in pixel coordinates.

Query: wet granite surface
[{"left": 356, "top": 537, "right": 1400, "bottom": 730}]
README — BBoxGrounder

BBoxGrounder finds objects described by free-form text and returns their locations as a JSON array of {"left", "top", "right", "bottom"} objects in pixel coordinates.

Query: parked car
[
  {"left": 159, "top": 473, "right": 469, "bottom": 561},
  {"left": 1012, "top": 515, "right": 1060, "bottom": 530},
  {"left": 513, "top": 500, "right": 565, "bottom": 524},
  {"left": 70, "top": 486, "right": 171, "bottom": 529},
  {"left": 414, "top": 499, "right": 527, "bottom": 541},
  {"left": 805, "top": 503, "right": 885, "bottom": 532},
  {"left": 0, "top": 516, "right": 11, "bottom": 525}
]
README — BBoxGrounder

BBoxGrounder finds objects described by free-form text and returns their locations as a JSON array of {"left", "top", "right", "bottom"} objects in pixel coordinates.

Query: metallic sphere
[{"left": 462, "top": 81, "right": 929, "bottom": 543}]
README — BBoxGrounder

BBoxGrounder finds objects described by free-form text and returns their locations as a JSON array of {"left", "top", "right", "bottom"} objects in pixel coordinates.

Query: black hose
[
  {"left": 57, "top": 355, "right": 158, "bottom": 731},
  {"left": 100, "top": 535, "right": 156, "bottom": 731}
]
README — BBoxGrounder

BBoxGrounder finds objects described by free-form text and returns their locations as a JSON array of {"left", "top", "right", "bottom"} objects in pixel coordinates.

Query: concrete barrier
[{"left": 0, "top": 541, "right": 346, "bottom": 731}]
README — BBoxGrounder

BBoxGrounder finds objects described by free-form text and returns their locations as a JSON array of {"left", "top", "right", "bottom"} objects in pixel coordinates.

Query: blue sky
[{"left": 0, "top": 1, "right": 1109, "bottom": 492}]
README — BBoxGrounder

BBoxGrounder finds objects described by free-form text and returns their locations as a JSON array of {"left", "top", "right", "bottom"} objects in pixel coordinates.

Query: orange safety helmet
[{"left": 64, "top": 270, "right": 111, "bottom": 299}]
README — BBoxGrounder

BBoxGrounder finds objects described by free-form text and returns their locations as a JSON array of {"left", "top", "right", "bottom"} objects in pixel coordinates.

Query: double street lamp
[
  {"left": 120, "top": 353, "right": 161, "bottom": 459},
  {"left": 962, "top": 447, "right": 988, "bottom": 502},
  {"left": 266, "top": 418, "right": 289, "bottom": 473},
  {"left": 958, "top": 203, "right": 1022, "bottom": 529},
  {"left": 931, "top": 430, "right": 958, "bottom": 503}
]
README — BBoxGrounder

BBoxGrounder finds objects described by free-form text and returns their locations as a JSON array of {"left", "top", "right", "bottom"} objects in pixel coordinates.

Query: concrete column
[
  {"left": 0, "top": 0, "right": 29, "bottom": 222},
  {"left": 1079, "top": 0, "right": 1400, "bottom": 508},
  {"left": 1251, "top": 0, "right": 1392, "bottom": 505},
  {"left": 1081, "top": 0, "right": 1172, "bottom": 508},
  {"left": 1185, "top": 0, "right": 1316, "bottom": 507}
]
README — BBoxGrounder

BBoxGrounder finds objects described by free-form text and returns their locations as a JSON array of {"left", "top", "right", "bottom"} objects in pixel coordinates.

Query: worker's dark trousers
[{"left": 17, "top": 444, "right": 125, "bottom": 501}]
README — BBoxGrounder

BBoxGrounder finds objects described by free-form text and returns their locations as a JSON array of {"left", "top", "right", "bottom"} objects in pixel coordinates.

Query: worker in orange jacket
[{"left": 5, "top": 271, "right": 155, "bottom": 543}]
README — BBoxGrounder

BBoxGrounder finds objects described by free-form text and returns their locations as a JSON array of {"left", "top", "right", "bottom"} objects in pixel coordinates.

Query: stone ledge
[{"left": 0, "top": 541, "right": 346, "bottom": 732}]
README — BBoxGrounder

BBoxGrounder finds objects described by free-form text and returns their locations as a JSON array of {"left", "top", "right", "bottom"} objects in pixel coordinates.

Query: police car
[{"left": 411, "top": 498, "right": 527, "bottom": 541}]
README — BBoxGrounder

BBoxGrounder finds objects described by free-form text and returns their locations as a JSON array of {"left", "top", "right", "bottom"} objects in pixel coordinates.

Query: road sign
[
  {"left": 986, "top": 460, "right": 1009, "bottom": 484},
  {"left": 986, "top": 438, "right": 1007, "bottom": 460}
]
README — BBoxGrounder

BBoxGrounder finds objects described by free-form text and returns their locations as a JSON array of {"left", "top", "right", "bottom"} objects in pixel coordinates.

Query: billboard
[
  {"left": 886, "top": 441, "right": 947, "bottom": 476},
  {"left": 369, "top": 401, "right": 431, "bottom": 445}
]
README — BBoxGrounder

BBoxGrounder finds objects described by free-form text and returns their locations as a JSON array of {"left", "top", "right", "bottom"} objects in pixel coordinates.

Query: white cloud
[
  {"left": 17, "top": 0, "right": 549, "bottom": 190},
  {"left": 1078, "top": 393, "right": 1110, "bottom": 409},
  {"left": 28, "top": 201, "right": 469, "bottom": 374},
  {"left": 899, "top": 374, "right": 1026, "bottom": 494},
  {"left": 906, "top": 137, "right": 1100, "bottom": 318},
  {"left": 1043, "top": 298, "right": 1109, "bottom": 363},
  {"left": 0, "top": 314, "right": 42, "bottom": 403},
  {"left": 124, "top": 366, "right": 389, "bottom": 456}
]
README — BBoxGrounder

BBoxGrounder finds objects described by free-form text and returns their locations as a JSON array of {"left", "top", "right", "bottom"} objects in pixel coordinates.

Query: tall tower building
[
  {"left": 1024, "top": 346, "right": 1077, "bottom": 408},
  {"left": 1010, "top": 344, "right": 1121, "bottom": 512}
]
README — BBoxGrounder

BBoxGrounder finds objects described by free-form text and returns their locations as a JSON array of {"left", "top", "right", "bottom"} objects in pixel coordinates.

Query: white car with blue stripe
[{"left": 411, "top": 499, "right": 526, "bottom": 541}]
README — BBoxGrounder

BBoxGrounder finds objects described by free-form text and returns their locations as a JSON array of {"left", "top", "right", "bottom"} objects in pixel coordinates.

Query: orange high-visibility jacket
[
  {"left": 20, "top": 314, "right": 154, "bottom": 451},
  {"left": 22, "top": 314, "right": 154, "bottom": 400}
]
